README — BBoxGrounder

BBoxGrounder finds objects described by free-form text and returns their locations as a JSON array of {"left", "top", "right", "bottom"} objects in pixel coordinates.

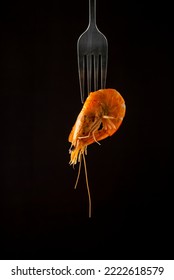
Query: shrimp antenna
[
  {"left": 82, "top": 152, "right": 91, "bottom": 218},
  {"left": 74, "top": 154, "right": 82, "bottom": 189}
]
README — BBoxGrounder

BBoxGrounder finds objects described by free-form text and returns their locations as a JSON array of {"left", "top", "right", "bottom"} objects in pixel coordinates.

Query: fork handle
[{"left": 89, "top": 0, "right": 96, "bottom": 26}]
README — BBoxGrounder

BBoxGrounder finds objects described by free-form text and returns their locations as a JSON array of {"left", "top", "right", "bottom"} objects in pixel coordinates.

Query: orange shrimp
[{"left": 69, "top": 88, "right": 126, "bottom": 217}]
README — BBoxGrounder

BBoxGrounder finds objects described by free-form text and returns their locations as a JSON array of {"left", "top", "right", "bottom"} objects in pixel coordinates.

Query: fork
[{"left": 77, "top": 0, "right": 108, "bottom": 103}]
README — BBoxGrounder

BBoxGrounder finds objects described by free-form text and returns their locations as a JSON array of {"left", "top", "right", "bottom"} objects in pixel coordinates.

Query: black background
[{"left": 1, "top": 1, "right": 173, "bottom": 259}]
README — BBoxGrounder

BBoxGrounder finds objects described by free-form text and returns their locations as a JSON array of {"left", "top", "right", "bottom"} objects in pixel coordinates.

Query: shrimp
[{"left": 68, "top": 88, "right": 126, "bottom": 217}]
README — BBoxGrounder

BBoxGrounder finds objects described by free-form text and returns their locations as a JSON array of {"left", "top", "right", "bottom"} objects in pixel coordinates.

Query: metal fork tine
[
  {"left": 78, "top": 55, "right": 85, "bottom": 103},
  {"left": 86, "top": 54, "right": 92, "bottom": 95},
  {"left": 94, "top": 55, "right": 99, "bottom": 91},
  {"left": 101, "top": 53, "right": 108, "bottom": 89}
]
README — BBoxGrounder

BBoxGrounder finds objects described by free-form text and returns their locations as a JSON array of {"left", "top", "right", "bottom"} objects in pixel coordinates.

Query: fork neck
[{"left": 89, "top": 0, "right": 96, "bottom": 27}]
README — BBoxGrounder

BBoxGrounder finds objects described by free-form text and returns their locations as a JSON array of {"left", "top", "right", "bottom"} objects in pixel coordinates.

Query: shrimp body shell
[{"left": 69, "top": 88, "right": 126, "bottom": 165}]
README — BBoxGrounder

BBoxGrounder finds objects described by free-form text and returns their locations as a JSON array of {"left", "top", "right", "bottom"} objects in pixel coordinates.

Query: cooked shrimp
[{"left": 69, "top": 88, "right": 126, "bottom": 217}]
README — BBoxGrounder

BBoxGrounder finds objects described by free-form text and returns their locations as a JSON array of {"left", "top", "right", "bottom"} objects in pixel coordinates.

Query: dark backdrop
[{"left": 1, "top": 1, "right": 173, "bottom": 259}]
